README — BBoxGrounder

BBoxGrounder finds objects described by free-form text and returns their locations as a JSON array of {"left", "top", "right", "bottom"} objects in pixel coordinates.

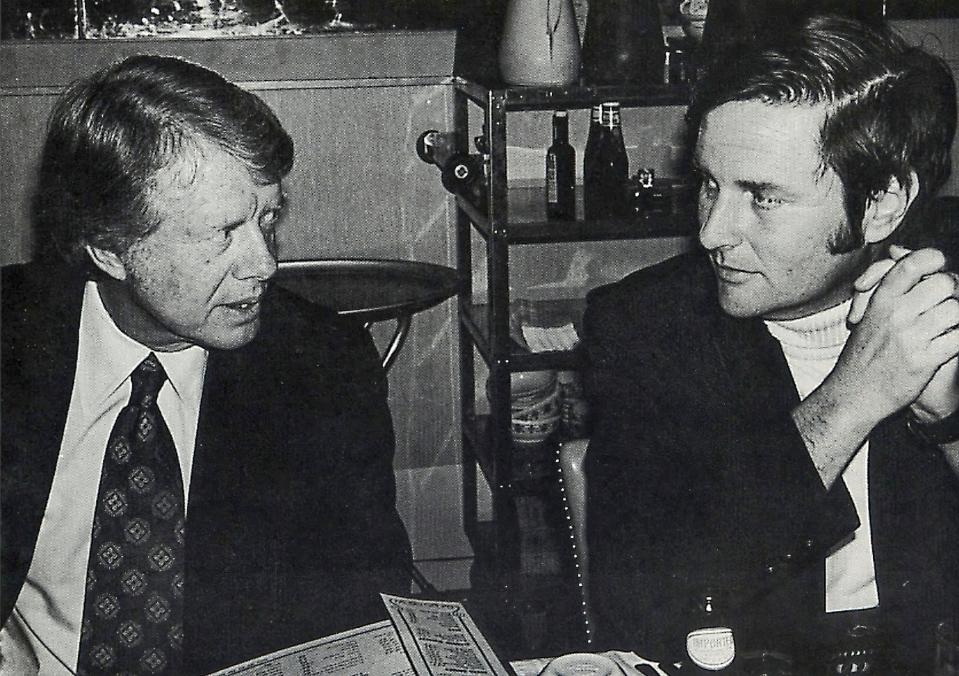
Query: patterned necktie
[{"left": 78, "top": 353, "right": 185, "bottom": 675}]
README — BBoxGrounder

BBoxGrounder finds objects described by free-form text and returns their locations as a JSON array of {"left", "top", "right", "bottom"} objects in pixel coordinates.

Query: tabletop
[
  {"left": 274, "top": 258, "right": 460, "bottom": 371},
  {"left": 275, "top": 258, "right": 460, "bottom": 323}
]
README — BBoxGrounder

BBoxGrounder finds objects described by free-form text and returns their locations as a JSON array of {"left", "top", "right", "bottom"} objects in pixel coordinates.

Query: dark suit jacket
[
  {"left": 583, "top": 251, "right": 959, "bottom": 672},
  {"left": 1, "top": 261, "right": 413, "bottom": 675}
]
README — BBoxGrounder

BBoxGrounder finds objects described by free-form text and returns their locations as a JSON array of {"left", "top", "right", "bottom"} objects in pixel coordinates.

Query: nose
[
  {"left": 698, "top": 191, "right": 742, "bottom": 251},
  {"left": 235, "top": 222, "right": 277, "bottom": 282}
]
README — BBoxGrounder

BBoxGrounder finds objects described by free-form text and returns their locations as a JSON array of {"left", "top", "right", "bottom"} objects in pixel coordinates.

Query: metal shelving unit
[{"left": 451, "top": 75, "right": 693, "bottom": 655}]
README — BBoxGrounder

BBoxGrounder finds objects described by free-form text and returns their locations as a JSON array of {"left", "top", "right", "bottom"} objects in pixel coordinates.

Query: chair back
[{"left": 557, "top": 437, "right": 594, "bottom": 645}]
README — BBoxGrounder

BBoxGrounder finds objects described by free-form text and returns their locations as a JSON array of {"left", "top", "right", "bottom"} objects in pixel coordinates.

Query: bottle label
[
  {"left": 546, "top": 158, "right": 558, "bottom": 202},
  {"left": 686, "top": 627, "right": 735, "bottom": 671}
]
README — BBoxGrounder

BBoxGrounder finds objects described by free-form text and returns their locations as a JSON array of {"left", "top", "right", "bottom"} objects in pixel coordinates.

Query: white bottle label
[
  {"left": 686, "top": 627, "right": 735, "bottom": 671},
  {"left": 546, "top": 158, "right": 558, "bottom": 202}
]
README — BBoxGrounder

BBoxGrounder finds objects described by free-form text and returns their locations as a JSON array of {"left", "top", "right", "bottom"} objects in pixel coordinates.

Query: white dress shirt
[
  {"left": 765, "top": 299, "right": 880, "bottom": 614},
  {"left": 8, "top": 281, "right": 207, "bottom": 675}
]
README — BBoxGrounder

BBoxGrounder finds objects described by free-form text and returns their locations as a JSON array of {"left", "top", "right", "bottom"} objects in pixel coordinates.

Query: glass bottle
[
  {"left": 583, "top": 102, "right": 628, "bottom": 221},
  {"left": 583, "top": 104, "right": 602, "bottom": 167},
  {"left": 546, "top": 110, "right": 576, "bottom": 220},
  {"left": 683, "top": 588, "right": 739, "bottom": 673},
  {"left": 582, "top": 104, "right": 602, "bottom": 213}
]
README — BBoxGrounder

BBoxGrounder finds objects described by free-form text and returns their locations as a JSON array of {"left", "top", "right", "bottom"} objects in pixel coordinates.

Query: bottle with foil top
[
  {"left": 583, "top": 102, "right": 628, "bottom": 221},
  {"left": 683, "top": 589, "right": 738, "bottom": 673}
]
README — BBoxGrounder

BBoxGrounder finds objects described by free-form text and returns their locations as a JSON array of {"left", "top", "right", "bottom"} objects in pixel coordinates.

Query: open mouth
[{"left": 224, "top": 296, "right": 262, "bottom": 312}]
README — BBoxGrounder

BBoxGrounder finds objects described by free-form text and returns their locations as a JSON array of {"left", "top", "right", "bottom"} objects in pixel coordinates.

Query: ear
[
  {"left": 861, "top": 169, "right": 920, "bottom": 245},
  {"left": 84, "top": 244, "right": 128, "bottom": 281}
]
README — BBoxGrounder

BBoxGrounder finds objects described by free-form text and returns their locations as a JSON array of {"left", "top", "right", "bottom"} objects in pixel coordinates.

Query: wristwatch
[{"left": 906, "top": 408, "right": 959, "bottom": 446}]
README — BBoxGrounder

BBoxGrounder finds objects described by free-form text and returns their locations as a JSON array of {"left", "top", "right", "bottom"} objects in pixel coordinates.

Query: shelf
[
  {"left": 458, "top": 185, "right": 697, "bottom": 243},
  {"left": 452, "top": 73, "right": 687, "bottom": 653},
  {"left": 464, "top": 414, "right": 566, "bottom": 488},
  {"left": 454, "top": 76, "right": 689, "bottom": 111},
  {"left": 460, "top": 299, "right": 587, "bottom": 371},
  {"left": 463, "top": 413, "right": 497, "bottom": 487}
]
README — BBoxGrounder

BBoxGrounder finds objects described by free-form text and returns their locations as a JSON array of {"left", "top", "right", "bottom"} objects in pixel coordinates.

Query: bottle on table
[
  {"left": 583, "top": 102, "right": 629, "bottom": 221},
  {"left": 682, "top": 588, "right": 739, "bottom": 674},
  {"left": 546, "top": 110, "right": 576, "bottom": 220}
]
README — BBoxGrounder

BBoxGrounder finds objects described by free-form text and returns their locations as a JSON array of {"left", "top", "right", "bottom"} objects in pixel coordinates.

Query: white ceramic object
[
  {"left": 499, "top": 0, "right": 582, "bottom": 85},
  {"left": 679, "top": 0, "right": 708, "bottom": 42},
  {"left": 539, "top": 652, "right": 624, "bottom": 676}
]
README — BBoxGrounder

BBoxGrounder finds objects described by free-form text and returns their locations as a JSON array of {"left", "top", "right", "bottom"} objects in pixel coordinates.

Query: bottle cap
[{"left": 687, "top": 627, "right": 736, "bottom": 671}]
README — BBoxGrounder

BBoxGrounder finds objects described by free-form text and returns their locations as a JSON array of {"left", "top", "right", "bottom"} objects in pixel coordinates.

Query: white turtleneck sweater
[{"left": 764, "top": 299, "right": 880, "bottom": 614}]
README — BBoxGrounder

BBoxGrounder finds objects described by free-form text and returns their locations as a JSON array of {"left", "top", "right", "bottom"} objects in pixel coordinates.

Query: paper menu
[
  {"left": 208, "top": 594, "right": 511, "bottom": 676},
  {"left": 381, "top": 593, "right": 511, "bottom": 676},
  {"left": 207, "top": 620, "right": 414, "bottom": 676}
]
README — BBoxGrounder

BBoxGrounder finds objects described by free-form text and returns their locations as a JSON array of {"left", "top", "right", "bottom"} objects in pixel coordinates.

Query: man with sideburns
[{"left": 584, "top": 15, "right": 959, "bottom": 672}]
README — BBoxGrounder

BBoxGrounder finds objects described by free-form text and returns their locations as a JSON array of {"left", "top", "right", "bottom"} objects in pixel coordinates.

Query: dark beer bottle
[
  {"left": 546, "top": 110, "right": 576, "bottom": 220},
  {"left": 583, "top": 102, "right": 628, "bottom": 220},
  {"left": 682, "top": 588, "right": 739, "bottom": 674}
]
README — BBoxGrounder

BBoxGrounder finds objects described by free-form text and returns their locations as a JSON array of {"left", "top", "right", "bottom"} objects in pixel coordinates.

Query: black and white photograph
[{"left": 2, "top": 1, "right": 958, "bottom": 674}]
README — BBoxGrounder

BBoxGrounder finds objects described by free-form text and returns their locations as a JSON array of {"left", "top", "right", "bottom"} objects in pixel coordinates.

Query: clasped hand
[{"left": 842, "top": 244, "right": 959, "bottom": 426}]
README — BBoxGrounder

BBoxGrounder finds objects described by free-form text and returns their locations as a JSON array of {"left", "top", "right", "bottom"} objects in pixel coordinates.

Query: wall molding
[{"left": 0, "top": 30, "right": 457, "bottom": 91}]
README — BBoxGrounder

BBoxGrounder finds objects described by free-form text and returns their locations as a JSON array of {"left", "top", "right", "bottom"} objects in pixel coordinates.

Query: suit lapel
[
  {"left": 1, "top": 267, "right": 85, "bottom": 619},
  {"left": 709, "top": 306, "right": 801, "bottom": 424}
]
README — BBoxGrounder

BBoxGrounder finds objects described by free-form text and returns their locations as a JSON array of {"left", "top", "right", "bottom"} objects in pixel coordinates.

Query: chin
[
  {"left": 199, "top": 320, "right": 262, "bottom": 351},
  {"left": 716, "top": 291, "right": 766, "bottom": 319}
]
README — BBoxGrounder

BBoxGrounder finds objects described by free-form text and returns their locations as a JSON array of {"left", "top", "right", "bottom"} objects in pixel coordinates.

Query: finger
[
  {"left": 848, "top": 288, "right": 874, "bottom": 325},
  {"left": 882, "top": 273, "right": 959, "bottom": 339},
  {"left": 850, "top": 258, "right": 901, "bottom": 325},
  {"left": 854, "top": 258, "right": 896, "bottom": 293},
  {"left": 888, "top": 243, "right": 914, "bottom": 260},
  {"left": 914, "top": 296, "right": 959, "bottom": 342},
  {"left": 928, "top": 327, "right": 959, "bottom": 365},
  {"left": 870, "top": 248, "right": 948, "bottom": 301},
  {"left": 906, "top": 272, "right": 959, "bottom": 313}
]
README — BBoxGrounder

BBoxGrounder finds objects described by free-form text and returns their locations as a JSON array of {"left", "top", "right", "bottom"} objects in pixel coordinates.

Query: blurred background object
[
  {"left": 581, "top": 0, "right": 665, "bottom": 84},
  {"left": 498, "top": 0, "right": 581, "bottom": 85}
]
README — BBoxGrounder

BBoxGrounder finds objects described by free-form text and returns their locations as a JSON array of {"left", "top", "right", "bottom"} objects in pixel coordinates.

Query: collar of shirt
[{"left": 77, "top": 281, "right": 208, "bottom": 422}]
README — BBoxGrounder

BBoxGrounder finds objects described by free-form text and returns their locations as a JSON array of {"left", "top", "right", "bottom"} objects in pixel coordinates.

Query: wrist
[{"left": 906, "top": 406, "right": 959, "bottom": 446}]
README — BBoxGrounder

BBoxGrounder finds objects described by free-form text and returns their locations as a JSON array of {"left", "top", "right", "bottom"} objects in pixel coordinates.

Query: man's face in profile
[
  {"left": 105, "top": 142, "right": 286, "bottom": 351},
  {"left": 694, "top": 100, "right": 871, "bottom": 321}
]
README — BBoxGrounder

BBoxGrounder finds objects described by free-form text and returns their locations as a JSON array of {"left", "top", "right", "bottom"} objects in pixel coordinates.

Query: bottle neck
[
  {"left": 552, "top": 116, "right": 569, "bottom": 143},
  {"left": 601, "top": 105, "right": 621, "bottom": 130}
]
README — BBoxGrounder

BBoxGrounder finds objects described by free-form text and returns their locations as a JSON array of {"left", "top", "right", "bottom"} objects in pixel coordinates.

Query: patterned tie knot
[{"left": 131, "top": 354, "right": 167, "bottom": 409}]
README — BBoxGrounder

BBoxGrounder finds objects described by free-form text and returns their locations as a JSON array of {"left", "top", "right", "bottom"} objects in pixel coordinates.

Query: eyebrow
[
  {"left": 737, "top": 179, "right": 782, "bottom": 194},
  {"left": 691, "top": 156, "right": 800, "bottom": 198}
]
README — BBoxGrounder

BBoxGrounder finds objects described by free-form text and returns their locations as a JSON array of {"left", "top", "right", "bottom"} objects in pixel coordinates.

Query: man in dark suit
[
  {"left": 1, "top": 55, "right": 412, "bottom": 675},
  {"left": 583, "top": 15, "right": 959, "bottom": 672}
]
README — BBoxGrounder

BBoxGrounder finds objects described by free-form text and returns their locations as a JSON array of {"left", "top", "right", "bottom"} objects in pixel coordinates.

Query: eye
[
  {"left": 698, "top": 175, "right": 719, "bottom": 201},
  {"left": 751, "top": 190, "right": 783, "bottom": 210},
  {"left": 260, "top": 207, "right": 285, "bottom": 232}
]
